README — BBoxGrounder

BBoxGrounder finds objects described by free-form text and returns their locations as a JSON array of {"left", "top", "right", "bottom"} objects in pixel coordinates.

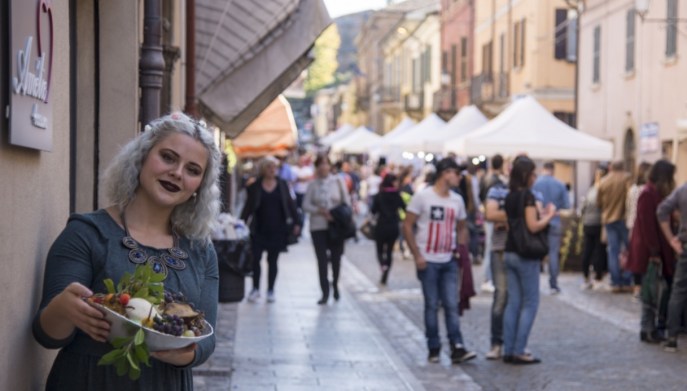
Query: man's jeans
[
  {"left": 483, "top": 222, "right": 494, "bottom": 282},
  {"left": 547, "top": 224, "right": 563, "bottom": 290},
  {"left": 490, "top": 250, "right": 507, "bottom": 346},
  {"left": 417, "top": 260, "right": 463, "bottom": 349},
  {"left": 605, "top": 220, "right": 632, "bottom": 287},
  {"left": 503, "top": 252, "right": 541, "bottom": 356},
  {"left": 668, "top": 247, "right": 687, "bottom": 338}
]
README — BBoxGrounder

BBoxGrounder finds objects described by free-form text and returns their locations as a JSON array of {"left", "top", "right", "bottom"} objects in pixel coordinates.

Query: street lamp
[{"left": 635, "top": 0, "right": 650, "bottom": 18}]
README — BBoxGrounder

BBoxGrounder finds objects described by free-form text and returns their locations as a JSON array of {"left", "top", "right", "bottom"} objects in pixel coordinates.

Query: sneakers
[
  {"left": 267, "top": 290, "right": 276, "bottom": 303},
  {"left": 247, "top": 289, "right": 260, "bottom": 302},
  {"left": 450, "top": 344, "right": 477, "bottom": 364},
  {"left": 580, "top": 279, "right": 593, "bottom": 290},
  {"left": 664, "top": 338, "right": 678, "bottom": 352},
  {"left": 640, "top": 330, "right": 665, "bottom": 344},
  {"left": 485, "top": 345, "right": 502, "bottom": 360},
  {"left": 480, "top": 281, "right": 495, "bottom": 293},
  {"left": 428, "top": 347, "right": 441, "bottom": 363},
  {"left": 550, "top": 287, "right": 561, "bottom": 295}
]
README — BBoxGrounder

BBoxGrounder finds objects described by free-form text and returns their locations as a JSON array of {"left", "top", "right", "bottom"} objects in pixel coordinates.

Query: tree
[{"left": 305, "top": 24, "right": 340, "bottom": 95}]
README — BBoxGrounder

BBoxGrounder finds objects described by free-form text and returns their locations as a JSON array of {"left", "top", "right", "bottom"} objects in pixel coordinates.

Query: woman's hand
[
  {"left": 293, "top": 225, "right": 301, "bottom": 237},
  {"left": 319, "top": 207, "right": 333, "bottom": 221},
  {"left": 669, "top": 237, "right": 683, "bottom": 255},
  {"left": 43, "top": 282, "right": 111, "bottom": 343},
  {"left": 150, "top": 343, "right": 197, "bottom": 367}
]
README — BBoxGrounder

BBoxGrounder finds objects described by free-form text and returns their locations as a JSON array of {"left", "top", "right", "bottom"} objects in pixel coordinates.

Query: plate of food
[{"left": 86, "top": 292, "right": 213, "bottom": 352}]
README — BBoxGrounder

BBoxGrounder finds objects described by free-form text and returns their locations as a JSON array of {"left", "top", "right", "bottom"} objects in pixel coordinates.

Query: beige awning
[
  {"left": 196, "top": 0, "right": 331, "bottom": 138},
  {"left": 232, "top": 95, "right": 297, "bottom": 158}
]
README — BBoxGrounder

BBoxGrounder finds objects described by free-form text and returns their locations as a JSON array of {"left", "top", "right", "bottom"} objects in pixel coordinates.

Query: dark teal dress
[{"left": 32, "top": 210, "right": 219, "bottom": 390}]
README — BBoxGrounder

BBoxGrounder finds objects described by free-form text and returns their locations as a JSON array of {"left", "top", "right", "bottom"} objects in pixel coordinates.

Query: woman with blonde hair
[{"left": 240, "top": 155, "right": 300, "bottom": 303}]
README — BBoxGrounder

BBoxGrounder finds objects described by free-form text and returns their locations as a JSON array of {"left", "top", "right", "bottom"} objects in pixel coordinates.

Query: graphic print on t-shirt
[{"left": 426, "top": 205, "right": 455, "bottom": 254}]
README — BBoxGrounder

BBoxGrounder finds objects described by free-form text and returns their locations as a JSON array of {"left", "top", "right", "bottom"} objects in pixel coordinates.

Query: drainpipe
[
  {"left": 185, "top": 0, "right": 198, "bottom": 118},
  {"left": 140, "top": 0, "right": 165, "bottom": 129}
]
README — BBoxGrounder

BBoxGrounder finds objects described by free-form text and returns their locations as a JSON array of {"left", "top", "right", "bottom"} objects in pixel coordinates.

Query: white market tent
[
  {"left": 387, "top": 113, "right": 446, "bottom": 152},
  {"left": 330, "top": 126, "right": 382, "bottom": 154},
  {"left": 319, "top": 124, "right": 355, "bottom": 145},
  {"left": 427, "top": 105, "right": 488, "bottom": 153},
  {"left": 369, "top": 118, "right": 416, "bottom": 162},
  {"left": 444, "top": 96, "right": 613, "bottom": 161},
  {"left": 380, "top": 117, "right": 416, "bottom": 142}
]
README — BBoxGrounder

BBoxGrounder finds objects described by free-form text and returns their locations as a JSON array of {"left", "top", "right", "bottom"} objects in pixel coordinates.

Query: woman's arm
[
  {"left": 302, "top": 182, "right": 320, "bottom": 214},
  {"left": 485, "top": 199, "right": 506, "bottom": 223},
  {"left": 34, "top": 218, "right": 111, "bottom": 347},
  {"left": 525, "top": 204, "right": 555, "bottom": 233}
]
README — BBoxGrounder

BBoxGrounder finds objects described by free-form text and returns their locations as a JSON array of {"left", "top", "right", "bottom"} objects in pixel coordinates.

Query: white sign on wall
[
  {"left": 639, "top": 122, "right": 659, "bottom": 154},
  {"left": 9, "top": 0, "right": 54, "bottom": 151}
]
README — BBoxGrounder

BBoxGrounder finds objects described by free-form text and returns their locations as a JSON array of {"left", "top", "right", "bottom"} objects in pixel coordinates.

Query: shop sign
[{"left": 9, "top": 0, "right": 53, "bottom": 151}]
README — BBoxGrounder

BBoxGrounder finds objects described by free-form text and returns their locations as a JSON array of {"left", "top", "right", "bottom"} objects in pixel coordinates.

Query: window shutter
[
  {"left": 666, "top": 0, "right": 678, "bottom": 57},
  {"left": 425, "top": 45, "right": 432, "bottom": 83},
  {"left": 555, "top": 9, "right": 567, "bottom": 60},
  {"left": 626, "top": 9, "right": 635, "bottom": 72},
  {"left": 567, "top": 16, "right": 577, "bottom": 62},
  {"left": 513, "top": 21, "right": 519, "bottom": 67},
  {"left": 593, "top": 25, "right": 601, "bottom": 83},
  {"left": 520, "top": 18, "right": 526, "bottom": 67},
  {"left": 460, "top": 37, "right": 467, "bottom": 82},
  {"left": 451, "top": 44, "right": 457, "bottom": 85}
]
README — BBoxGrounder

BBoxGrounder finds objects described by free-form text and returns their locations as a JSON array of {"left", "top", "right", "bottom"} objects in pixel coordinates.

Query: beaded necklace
[{"left": 120, "top": 212, "right": 188, "bottom": 279}]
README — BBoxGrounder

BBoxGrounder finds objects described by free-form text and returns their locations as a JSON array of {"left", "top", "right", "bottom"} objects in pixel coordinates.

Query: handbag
[
  {"left": 510, "top": 190, "right": 549, "bottom": 260},
  {"left": 360, "top": 215, "right": 377, "bottom": 240},
  {"left": 328, "top": 177, "right": 356, "bottom": 241},
  {"left": 213, "top": 239, "right": 253, "bottom": 276}
]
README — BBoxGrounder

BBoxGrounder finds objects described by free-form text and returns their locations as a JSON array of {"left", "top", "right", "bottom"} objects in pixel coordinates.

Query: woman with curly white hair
[{"left": 32, "top": 112, "right": 222, "bottom": 390}]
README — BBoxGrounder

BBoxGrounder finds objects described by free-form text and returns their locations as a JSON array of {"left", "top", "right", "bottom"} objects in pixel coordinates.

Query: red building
[{"left": 435, "top": 0, "right": 475, "bottom": 118}]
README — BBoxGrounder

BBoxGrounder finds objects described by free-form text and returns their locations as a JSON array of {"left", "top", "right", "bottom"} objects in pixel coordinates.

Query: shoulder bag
[
  {"left": 328, "top": 177, "right": 356, "bottom": 241},
  {"left": 511, "top": 190, "right": 549, "bottom": 260}
]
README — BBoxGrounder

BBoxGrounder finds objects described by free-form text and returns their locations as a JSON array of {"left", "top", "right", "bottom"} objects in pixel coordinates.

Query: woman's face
[
  {"left": 316, "top": 160, "right": 330, "bottom": 177},
  {"left": 263, "top": 162, "right": 278, "bottom": 179},
  {"left": 138, "top": 133, "right": 208, "bottom": 209}
]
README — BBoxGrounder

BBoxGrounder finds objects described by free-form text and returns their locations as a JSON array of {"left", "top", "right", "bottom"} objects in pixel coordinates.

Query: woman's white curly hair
[{"left": 102, "top": 112, "right": 222, "bottom": 243}]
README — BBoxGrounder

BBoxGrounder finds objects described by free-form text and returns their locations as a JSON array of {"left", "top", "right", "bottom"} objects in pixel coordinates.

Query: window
[
  {"left": 666, "top": 0, "right": 678, "bottom": 57},
  {"left": 513, "top": 18, "right": 526, "bottom": 68},
  {"left": 482, "top": 41, "right": 493, "bottom": 81},
  {"left": 555, "top": 9, "right": 568, "bottom": 60},
  {"left": 593, "top": 25, "right": 601, "bottom": 83},
  {"left": 460, "top": 37, "right": 467, "bottom": 82},
  {"left": 499, "top": 33, "right": 505, "bottom": 74},
  {"left": 451, "top": 44, "right": 457, "bottom": 85},
  {"left": 626, "top": 9, "right": 635, "bottom": 72}
]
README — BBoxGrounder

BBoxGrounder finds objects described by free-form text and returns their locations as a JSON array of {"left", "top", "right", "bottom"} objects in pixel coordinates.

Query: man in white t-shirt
[{"left": 403, "top": 158, "right": 477, "bottom": 364}]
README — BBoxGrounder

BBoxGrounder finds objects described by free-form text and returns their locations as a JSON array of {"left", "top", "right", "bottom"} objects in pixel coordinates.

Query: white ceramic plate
[{"left": 87, "top": 300, "right": 213, "bottom": 352}]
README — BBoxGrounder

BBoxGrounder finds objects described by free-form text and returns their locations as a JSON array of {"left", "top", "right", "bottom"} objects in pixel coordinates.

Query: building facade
[
  {"left": 578, "top": 0, "right": 687, "bottom": 183},
  {"left": 472, "top": 0, "right": 577, "bottom": 119}
]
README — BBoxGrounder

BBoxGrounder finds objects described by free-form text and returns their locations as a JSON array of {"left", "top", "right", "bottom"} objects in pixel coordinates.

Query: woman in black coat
[
  {"left": 240, "top": 156, "right": 299, "bottom": 303},
  {"left": 370, "top": 173, "right": 406, "bottom": 285}
]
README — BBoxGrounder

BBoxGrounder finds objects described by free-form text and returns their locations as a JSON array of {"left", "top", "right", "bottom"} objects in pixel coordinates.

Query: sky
[{"left": 323, "top": 0, "right": 388, "bottom": 18}]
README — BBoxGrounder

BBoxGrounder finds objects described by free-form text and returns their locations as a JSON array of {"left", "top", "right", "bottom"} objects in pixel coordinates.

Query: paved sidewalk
[{"left": 196, "top": 238, "right": 436, "bottom": 390}]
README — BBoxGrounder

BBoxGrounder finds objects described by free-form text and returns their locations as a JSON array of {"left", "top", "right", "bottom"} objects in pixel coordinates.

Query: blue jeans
[
  {"left": 483, "top": 222, "right": 494, "bottom": 282},
  {"left": 605, "top": 221, "right": 632, "bottom": 287},
  {"left": 503, "top": 252, "right": 541, "bottom": 356},
  {"left": 417, "top": 260, "right": 463, "bottom": 349},
  {"left": 490, "top": 250, "right": 507, "bottom": 346},
  {"left": 668, "top": 248, "right": 687, "bottom": 337},
  {"left": 547, "top": 224, "right": 563, "bottom": 290}
]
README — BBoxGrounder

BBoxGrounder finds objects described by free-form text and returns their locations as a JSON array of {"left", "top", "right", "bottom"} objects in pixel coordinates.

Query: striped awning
[{"left": 196, "top": 0, "right": 331, "bottom": 137}]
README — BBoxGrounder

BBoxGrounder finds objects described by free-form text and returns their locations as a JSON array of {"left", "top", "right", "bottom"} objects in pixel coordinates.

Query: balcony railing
[
  {"left": 379, "top": 86, "right": 401, "bottom": 103},
  {"left": 471, "top": 72, "right": 510, "bottom": 104},
  {"left": 433, "top": 87, "right": 458, "bottom": 114},
  {"left": 404, "top": 92, "right": 424, "bottom": 112}
]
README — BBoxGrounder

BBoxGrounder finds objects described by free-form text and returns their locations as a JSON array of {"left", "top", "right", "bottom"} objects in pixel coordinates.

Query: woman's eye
[
  {"left": 161, "top": 152, "right": 175, "bottom": 163},
  {"left": 187, "top": 166, "right": 202, "bottom": 176}
]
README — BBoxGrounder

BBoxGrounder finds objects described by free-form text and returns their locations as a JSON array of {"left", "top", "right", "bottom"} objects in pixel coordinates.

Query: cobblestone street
[{"left": 195, "top": 236, "right": 687, "bottom": 390}]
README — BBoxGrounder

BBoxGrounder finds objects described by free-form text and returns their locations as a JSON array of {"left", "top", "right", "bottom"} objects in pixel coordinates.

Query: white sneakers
[
  {"left": 247, "top": 289, "right": 276, "bottom": 303},
  {"left": 480, "top": 281, "right": 495, "bottom": 293},
  {"left": 247, "top": 289, "right": 260, "bottom": 302},
  {"left": 486, "top": 345, "right": 502, "bottom": 360}
]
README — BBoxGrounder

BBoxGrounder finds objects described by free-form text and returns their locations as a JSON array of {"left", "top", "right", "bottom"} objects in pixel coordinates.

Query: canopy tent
[
  {"left": 196, "top": 0, "right": 331, "bottom": 137},
  {"left": 444, "top": 96, "right": 614, "bottom": 161},
  {"left": 380, "top": 118, "right": 417, "bottom": 141},
  {"left": 369, "top": 118, "right": 416, "bottom": 162},
  {"left": 319, "top": 124, "right": 356, "bottom": 146},
  {"left": 429, "top": 106, "right": 488, "bottom": 153},
  {"left": 232, "top": 95, "right": 297, "bottom": 158},
  {"left": 387, "top": 113, "right": 446, "bottom": 151},
  {"left": 330, "top": 126, "right": 382, "bottom": 154}
]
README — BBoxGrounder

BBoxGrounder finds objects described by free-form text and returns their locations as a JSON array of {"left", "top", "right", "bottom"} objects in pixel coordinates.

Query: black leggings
[
  {"left": 581, "top": 225, "right": 607, "bottom": 280},
  {"left": 375, "top": 235, "right": 397, "bottom": 269},
  {"left": 251, "top": 241, "right": 281, "bottom": 291},
  {"left": 311, "top": 230, "right": 344, "bottom": 298}
]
